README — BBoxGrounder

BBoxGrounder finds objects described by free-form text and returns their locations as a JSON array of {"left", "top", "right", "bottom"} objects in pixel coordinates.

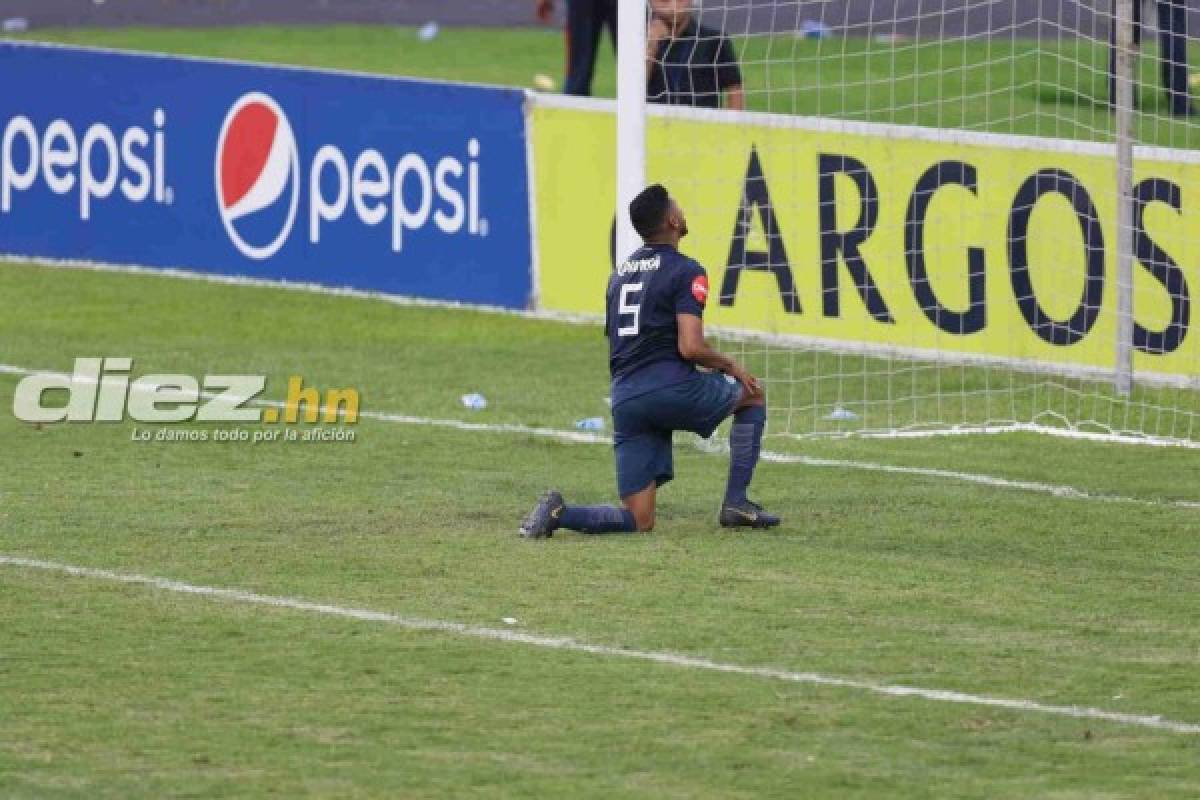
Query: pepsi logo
[{"left": 215, "top": 92, "right": 299, "bottom": 260}]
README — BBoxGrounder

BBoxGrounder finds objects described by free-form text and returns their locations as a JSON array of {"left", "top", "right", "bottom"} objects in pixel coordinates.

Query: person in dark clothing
[
  {"left": 646, "top": 0, "right": 744, "bottom": 110},
  {"left": 535, "top": 0, "right": 618, "bottom": 96},
  {"left": 1109, "top": 0, "right": 1195, "bottom": 117}
]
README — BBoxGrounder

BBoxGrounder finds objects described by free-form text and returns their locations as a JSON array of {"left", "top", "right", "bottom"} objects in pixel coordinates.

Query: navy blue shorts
[{"left": 611, "top": 371, "right": 743, "bottom": 498}]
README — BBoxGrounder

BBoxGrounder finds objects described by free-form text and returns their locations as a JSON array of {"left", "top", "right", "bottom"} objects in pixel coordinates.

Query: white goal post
[{"left": 617, "top": 0, "right": 1200, "bottom": 447}]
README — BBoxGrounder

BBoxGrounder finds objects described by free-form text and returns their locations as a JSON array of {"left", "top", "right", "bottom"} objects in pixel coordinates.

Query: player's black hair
[{"left": 629, "top": 184, "right": 671, "bottom": 240}]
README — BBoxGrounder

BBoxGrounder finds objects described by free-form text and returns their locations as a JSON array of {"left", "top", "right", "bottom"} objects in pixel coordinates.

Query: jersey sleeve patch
[{"left": 691, "top": 274, "right": 709, "bottom": 305}]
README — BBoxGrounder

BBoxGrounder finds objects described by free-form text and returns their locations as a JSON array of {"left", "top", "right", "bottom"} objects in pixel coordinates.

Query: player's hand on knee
[{"left": 731, "top": 366, "right": 763, "bottom": 397}]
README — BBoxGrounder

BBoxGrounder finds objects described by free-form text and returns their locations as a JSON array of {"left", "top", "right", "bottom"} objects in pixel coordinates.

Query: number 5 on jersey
[{"left": 617, "top": 282, "right": 643, "bottom": 337}]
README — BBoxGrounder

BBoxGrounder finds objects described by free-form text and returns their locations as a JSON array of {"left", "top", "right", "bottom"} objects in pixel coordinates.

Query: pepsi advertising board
[{"left": 0, "top": 43, "right": 533, "bottom": 308}]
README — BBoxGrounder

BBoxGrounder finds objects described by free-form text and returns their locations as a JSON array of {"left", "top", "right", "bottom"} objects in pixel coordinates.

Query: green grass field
[
  {"left": 2, "top": 22, "right": 1200, "bottom": 798},
  {"left": 2, "top": 261, "right": 1199, "bottom": 797},
  {"left": 9, "top": 24, "right": 1200, "bottom": 148}
]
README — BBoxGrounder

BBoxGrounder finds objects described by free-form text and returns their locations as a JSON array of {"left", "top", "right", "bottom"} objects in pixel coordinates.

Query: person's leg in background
[
  {"left": 1156, "top": 0, "right": 1194, "bottom": 116},
  {"left": 601, "top": 0, "right": 619, "bottom": 58},
  {"left": 564, "top": 0, "right": 601, "bottom": 95},
  {"left": 1109, "top": 0, "right": 1144, "bottom": 110}
]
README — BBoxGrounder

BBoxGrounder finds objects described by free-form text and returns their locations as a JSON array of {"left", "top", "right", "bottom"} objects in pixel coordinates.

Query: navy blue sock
[
  {"left": 558, "top": 505, "right": 637, "bottom": 534},
  {"left": 724, "top": 404, "right": 766, "bottom": 505}
]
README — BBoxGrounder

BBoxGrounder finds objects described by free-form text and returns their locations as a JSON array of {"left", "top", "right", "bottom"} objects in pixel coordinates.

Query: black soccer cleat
[
  {"left": 718, "top": 499, "right": 781, "bottom": 529},
  {"left": 520, "top": 490, "right": 564, "bottom": 539}
]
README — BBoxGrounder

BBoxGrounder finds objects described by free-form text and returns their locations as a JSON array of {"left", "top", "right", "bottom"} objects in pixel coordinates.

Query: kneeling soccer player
[{"left": 520, "top": 184, "right": 780, "bottom": 537}]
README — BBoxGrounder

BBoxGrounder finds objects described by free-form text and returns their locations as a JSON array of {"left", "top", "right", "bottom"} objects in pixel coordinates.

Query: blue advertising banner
[{"left": 0, "top": 42, "right": 532, "bottom": 308}]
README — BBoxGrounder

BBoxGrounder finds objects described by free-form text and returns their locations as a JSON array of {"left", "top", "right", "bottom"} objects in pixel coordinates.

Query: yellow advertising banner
[{"left": 530, "top": 101, "right": 1198, "bottom": 382}]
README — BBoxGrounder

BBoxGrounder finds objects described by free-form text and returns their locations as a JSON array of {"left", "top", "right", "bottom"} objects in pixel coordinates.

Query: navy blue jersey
[{"left": 605, "top": 243, "right": 710, "bottom": 406}]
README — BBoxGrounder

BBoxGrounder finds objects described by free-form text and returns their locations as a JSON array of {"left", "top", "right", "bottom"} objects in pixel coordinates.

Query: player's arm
[
  {"left": 718, "top": 35, "right": 745, "bottom": 111},
  {"left": 724, "top": 85, "right": 745, "bottom": 111},
  {"left": 646, "top": 17, "right": 669, "bottom": 79},
  {"left": 677, "top": 313, "right": 762, "bottom": 395}
]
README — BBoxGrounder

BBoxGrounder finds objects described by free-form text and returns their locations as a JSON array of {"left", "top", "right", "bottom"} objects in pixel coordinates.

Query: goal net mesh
[{"left": 641, "top": 0, "right": 1200, "bottom": 446}]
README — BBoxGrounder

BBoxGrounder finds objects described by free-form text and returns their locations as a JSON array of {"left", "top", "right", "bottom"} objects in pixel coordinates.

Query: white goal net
[{"left": 620, "top": 0, "right": 1200, "bottom": 447}]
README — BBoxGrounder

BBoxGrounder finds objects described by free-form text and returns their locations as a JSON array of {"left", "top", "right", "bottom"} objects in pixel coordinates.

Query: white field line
[
  {"left": 1, "top": 362, "right": 1196, "bottom": 511},
  {"left": 7, "top": 253, "right": 1200, "bottom": 395},
  {"left": 2, "top": 555, "right": 1198, "bottom": 736},
  {"left": 761, "top": 451, "right": 1200, "bottom": 511},
  {"left": 792, "top": 421, "right": 1200, "bottom": 450},
  {"left": 0, "top": 363, "right": 610, "bottom": 446}
]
